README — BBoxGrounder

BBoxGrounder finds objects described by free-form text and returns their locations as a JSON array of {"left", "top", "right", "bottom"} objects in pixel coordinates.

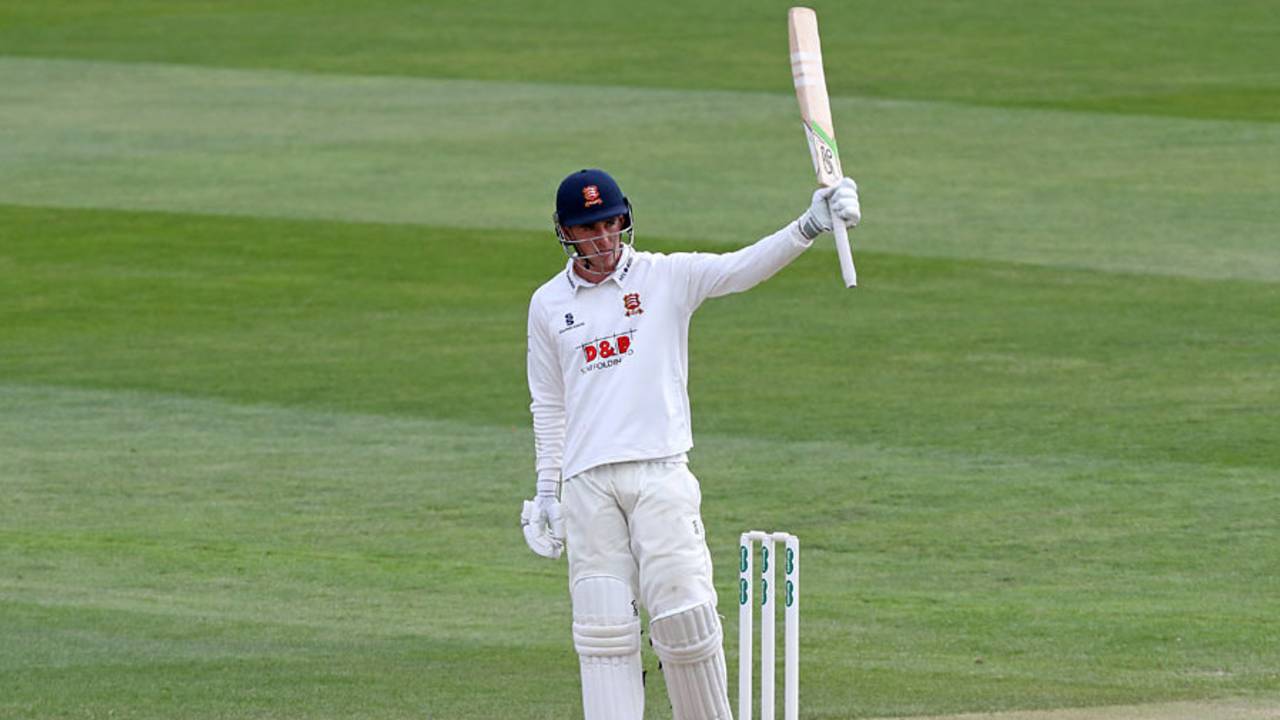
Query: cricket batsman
[{"left": 521, "top": 168, "right": 860, "bottom": 719}]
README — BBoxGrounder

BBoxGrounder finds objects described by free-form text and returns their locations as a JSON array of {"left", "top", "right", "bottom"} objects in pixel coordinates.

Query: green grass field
[{"left": 2, "top": 2, "right": 1278, "bottom": 719}]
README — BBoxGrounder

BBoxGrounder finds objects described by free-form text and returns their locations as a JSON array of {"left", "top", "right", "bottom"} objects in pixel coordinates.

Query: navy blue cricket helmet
[
  {"left": 555, "top": 168, "right": 631, "bottom": 228},
  {"left": 553, "top": 169, "right": 635, "bottom": 260}
]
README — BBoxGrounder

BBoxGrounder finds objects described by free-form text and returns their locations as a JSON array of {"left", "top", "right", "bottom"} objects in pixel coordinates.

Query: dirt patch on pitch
[{"left": 873, "top": 699, "right": 1279, "bottom": 720}]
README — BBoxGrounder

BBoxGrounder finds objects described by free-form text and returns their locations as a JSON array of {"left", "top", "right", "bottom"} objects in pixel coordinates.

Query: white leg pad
[
  {"left": 650, "top": 602, "right": 733, "bottom": 720},
  {"left": 572, "top": 576, "right": 644, "bottom": 720}
]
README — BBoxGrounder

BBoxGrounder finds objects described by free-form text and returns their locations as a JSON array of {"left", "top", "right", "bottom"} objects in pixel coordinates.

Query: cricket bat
[{"left": 789, "top": 6, "right": 857, "bottom": 288}]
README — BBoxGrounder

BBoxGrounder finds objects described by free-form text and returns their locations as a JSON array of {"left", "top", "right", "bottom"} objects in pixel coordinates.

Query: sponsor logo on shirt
[
  {"left": 559, "top": 312, "right": 585, "bottom": 334},
  {"left": 579, "top": 330, "right": 636, "bottom": 374}
]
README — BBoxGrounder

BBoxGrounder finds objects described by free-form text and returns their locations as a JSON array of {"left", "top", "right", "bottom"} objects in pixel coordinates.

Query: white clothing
[
  {"left": 526, "top": 222, "right": 812, "bottom": 482},
  {"left": 572, "top": 575, "right": 645, "bottom": 720},
  {"left": 531, "top": 220, "right": 812, "bottom": 720},
  {"left": 561, "top": 460, "right": 715, "bottom": 618}
]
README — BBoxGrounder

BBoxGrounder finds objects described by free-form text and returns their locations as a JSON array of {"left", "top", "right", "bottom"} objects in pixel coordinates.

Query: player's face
[{"left": 565, "top": 215, "right": 626, "bottom": 279}]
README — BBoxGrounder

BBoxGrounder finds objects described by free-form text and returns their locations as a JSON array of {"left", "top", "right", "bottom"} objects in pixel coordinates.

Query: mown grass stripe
[
  {"left": 3, "top": 382, "right": 1277, "bottom": 716},
  {"left": 0, "top": 0, "right": 1276, "bottom": 122},
  {"left": 2, "top": 58, "right": 1278, "bottom": 281}
]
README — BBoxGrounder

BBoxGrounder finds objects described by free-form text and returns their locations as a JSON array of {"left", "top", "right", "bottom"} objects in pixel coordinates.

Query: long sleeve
[
  {"left": 527, "top": 295, "right": 566, "bottom": 483},
  {"left": 675, "top": 222, "right": 813, "bottom": 311}
]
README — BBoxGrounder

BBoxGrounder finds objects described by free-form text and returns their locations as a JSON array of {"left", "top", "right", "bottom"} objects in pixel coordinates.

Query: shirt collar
[{"left": 564, "top": 245, "right": 635, "bottom": 293}]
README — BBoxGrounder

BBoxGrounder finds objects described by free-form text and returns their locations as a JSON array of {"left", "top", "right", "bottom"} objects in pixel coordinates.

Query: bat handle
[{"left": 832, "top": 218, "right": 858, "bottom": 288}]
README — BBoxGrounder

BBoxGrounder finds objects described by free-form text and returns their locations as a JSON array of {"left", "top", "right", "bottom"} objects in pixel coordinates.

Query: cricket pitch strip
[{"left": 871, "top": 699, "right": 1280, "bottom": 720}]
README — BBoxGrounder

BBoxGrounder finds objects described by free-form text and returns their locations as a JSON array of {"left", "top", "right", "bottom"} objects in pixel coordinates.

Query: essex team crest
[
  {"left": 582, "top": 185, "right": 602, "bottom": 207},
  {"left": 623, "top": 292, "right": 644, "bottom": 317}
]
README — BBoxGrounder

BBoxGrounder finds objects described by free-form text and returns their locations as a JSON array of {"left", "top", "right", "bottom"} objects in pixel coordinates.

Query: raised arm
[{"left": 678, "top": 179, "right": 861, "bottom": 309}]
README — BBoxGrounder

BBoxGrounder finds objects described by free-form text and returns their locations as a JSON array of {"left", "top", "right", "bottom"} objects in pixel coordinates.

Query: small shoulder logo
[
  {"left": 582, "top": 185, "right": 603, "bottom": 207},
  {"left": 623, "top": 292, "right": 644, "bottom": 317},
  {"left": 559, "top": 312, "right": 584, "bottom": 334}
]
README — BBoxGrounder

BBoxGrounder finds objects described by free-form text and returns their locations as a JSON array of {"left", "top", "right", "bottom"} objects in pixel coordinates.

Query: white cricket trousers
[{"left": 562, "top": 460, "right": 718, "bottom": 618}]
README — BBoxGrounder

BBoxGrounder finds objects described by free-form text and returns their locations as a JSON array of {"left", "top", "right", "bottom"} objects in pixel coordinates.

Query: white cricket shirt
[{"left": 526, "top": 221, "right": 813, "bottom": 482}]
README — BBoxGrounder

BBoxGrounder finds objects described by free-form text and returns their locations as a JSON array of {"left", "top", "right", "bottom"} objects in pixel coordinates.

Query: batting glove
[
  {"left": 798, "top": 177, "right": 861, "bottom": 240},
  {"left": 520, "top": 478, "right": 565, "bottom": 559}
]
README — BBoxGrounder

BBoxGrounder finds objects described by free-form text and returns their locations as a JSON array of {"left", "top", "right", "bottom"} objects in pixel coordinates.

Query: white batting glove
[
  {"left": 797, "top": 177, "right": 861, "bottom": 240},
  {"left": 520, "top": 478, "right": 565, "bottom": 559}
]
